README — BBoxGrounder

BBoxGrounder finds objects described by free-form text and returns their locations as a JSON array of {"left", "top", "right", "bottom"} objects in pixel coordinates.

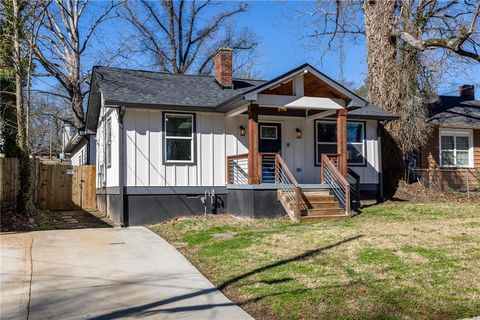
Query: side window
[
  {"left": 164, "top": 113, "right": 194, "bottom": 163},
  {"left": 106, "top": 117, "right": 112, "bottom": 168}
]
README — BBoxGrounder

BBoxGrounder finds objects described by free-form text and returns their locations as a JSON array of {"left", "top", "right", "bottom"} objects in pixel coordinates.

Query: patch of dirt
[
  {"left": 51, "top": 210, "right": 112, "bottom": 229},
  {"left": 393, "top": 181, "right": 480, "bottom": 203},
  {"left": 0, "top": 203, "right": 36, "bottom": 232},
  {"left": 0, "top": 203, "right": 112, "bottom": 232}
]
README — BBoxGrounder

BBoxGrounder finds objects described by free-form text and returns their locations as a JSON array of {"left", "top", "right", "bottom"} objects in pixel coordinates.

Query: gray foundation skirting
[{"left": 97, "top": 183, "right": 379, "bottom": 226}]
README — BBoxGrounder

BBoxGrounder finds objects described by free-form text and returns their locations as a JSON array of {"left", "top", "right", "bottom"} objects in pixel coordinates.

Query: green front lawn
[{"left": 150, "top": 203, "right": 480, "bottom": 320}]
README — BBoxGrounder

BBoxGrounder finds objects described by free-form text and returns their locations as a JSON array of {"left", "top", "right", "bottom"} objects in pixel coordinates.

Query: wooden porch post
[
  {"left": 248, "top": 104, "right": 260, "bottom": 184},
  {"left": 337, "top": 108, "right": 348, "bottom": 176}
]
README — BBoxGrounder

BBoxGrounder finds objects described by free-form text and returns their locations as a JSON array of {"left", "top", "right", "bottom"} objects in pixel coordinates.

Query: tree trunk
[
  {"left": 363, "top": 1, "right": 404, "bottom": 198},
  {"left": 363, "top": 1, "right": 399, "bottom": 110},
  {"left": 12, "top": 0, "right": 33, "bottom": 214},
  {"left": 71, "top": 85, "right": 85, "bottom": 128}
]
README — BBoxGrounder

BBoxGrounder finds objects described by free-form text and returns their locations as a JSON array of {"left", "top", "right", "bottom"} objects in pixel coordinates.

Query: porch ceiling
[
  {"left": 255, "top": 94, "right": 345, "bottom": 110},
  {"left": 225, "top": 94, "right": 344, "bottom": 118}
]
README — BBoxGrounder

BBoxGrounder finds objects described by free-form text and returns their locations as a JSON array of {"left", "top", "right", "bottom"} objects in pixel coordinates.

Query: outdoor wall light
[
  {"left": 239, "top": 125, "right": 246, "bottom": 136},
  {"left": 296, "top": 128, "right": 303, "bottom": 139}
]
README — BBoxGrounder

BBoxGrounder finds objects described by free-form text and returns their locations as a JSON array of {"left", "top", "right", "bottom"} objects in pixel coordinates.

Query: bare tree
[
  {"left": 33, "top": 0, "right": 121, "bottom": 128},
  {"left": 299, "top": 1, "right": 479, "bottom": 153},
  {"left": 1, "top": 0, "right": 40, "bottom": 212},
  {"left": 29, "top": 93, "right": 71, "bottom": 156},
  {"left": 295, "top": 0, "right": 480, "bottom": 195},
  {"left": 121, "top": 0, "right": 258, "bottom": 75}
]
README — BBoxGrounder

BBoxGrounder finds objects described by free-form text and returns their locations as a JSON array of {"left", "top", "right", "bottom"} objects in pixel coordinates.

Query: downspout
[
  {"left": 86, "top": 135, "right": 89, "bottom": 164},
  {"left": 118, "top": 107, "right": 127, "bottom": 227}
]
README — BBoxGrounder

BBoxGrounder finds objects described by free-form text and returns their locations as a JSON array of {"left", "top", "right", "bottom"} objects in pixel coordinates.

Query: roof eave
[
  {"left": 348, "top": 114, "right": 400, "bottom": 121},
  {"left": 104, "top": 101, "right": 219, "bottom": 112}
]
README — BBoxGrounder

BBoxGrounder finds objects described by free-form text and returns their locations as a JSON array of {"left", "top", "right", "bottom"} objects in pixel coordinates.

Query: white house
[
  {"left": 61, "top": 123, "right": 96, "bottom": 165},
  {"left": 85, "top": 48, "right": 397, "bottom": 226}
]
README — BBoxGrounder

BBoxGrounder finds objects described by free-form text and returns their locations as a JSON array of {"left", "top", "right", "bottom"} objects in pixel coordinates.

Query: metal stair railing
[
  {"left": 321, "top": 154, "right": 351, "bottom": 216},
  {"left": 275, "top": 154, "right": 306, "bottom": 221}
]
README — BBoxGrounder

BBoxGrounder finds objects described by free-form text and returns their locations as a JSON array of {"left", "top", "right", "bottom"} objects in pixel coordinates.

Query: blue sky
[
  {"left": 232, "top": 1, "right": 367, "bottom": 84},
  {"left": 35, "top": 0, "right": 479, "bottom": 98},
  {"left": 238, "top": 1, "right": 479, "bottom": 96}
]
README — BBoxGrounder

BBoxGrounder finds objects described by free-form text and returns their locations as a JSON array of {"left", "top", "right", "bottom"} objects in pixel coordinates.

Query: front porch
[
  {"left": 225, "top": 103, "right": 360, "bottom": 221},
  {"left": 220, "top": 65, "right": 382, "bottom": 221},
  {"left": 226, "top": 151, "right": 360, "bottom": 222}
]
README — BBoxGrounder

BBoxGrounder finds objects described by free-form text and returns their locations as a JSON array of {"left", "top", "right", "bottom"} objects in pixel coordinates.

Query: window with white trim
[
  {"left": 106, "top": 117, "right": 112, "bottom": 168},
  {"left": 97, "top": 126, "right": 105, "bottom": 187},
  {"left": 165, "top": 113, "right": 194, "bottom": 162},
  {"left": 439, "top": 129, "right": 473, "bottom": 167},
  {"left": 315, "top": 120, "right": 365, "bottom": 165},
  {"left": 260, "top": 125, "right": 278, "bottom": 140}
]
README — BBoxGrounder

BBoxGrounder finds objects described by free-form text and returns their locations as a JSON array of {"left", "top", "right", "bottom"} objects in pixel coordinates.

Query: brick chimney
[
  {"left": 214, "top": 47, "right": 233, "bottom": 88},
  {"left": 459, "top": 84, "right": 475, "bottom": 100}
]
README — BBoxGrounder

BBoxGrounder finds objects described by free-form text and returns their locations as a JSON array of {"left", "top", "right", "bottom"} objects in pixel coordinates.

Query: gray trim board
[
  {"left": 96, "top": 187, "right": 120, "bottom": 195},
  {"left": 124, "top": 186, "right": 228, "bottom": 195},
  {"left": 227, "top": 183, "right": 330, "bottom": 190}
]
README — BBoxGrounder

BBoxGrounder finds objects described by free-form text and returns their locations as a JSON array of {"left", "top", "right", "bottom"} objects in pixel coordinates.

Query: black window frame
[
  {"left": 314, "top": 119, "right": 367, "bottom": 167},
  {"left": 163, "top": 112, "right": 196, "bottom": 164}
]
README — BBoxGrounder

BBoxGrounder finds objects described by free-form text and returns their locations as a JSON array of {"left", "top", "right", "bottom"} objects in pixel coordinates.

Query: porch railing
[
  {"left": 259, "top": 152, "right": 277, "bottom": 183},
  {"left": 226, "top": 153, "right": 249, "bottom": 184},
  {"left": 321, "top": 154, "right": 350, "bottom": 215},
  {"left": 347, "top": 168, "right": 361, "bottom": 209},
  {"left": 275, "top": 153, "right": 305, "bottom": 220}
]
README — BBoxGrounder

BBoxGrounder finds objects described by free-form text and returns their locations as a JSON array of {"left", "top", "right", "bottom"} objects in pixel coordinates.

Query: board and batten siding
[
  {"left": 96, "top": 104, "right": 120, "bottom": 188},
  {"left": 124, "top": 109, "right": 247, "bottom": 187},
  {"left": 255, "top": 115, "right": 380, "bottom": 185},
  {"left": 123, "top": 109, "right": 381, "bottom": 187}
]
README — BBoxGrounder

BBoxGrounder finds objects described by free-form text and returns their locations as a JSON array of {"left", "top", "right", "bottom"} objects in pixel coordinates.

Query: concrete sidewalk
[{"left": 1, "top": 227, "right": 253, "bottom": 320}]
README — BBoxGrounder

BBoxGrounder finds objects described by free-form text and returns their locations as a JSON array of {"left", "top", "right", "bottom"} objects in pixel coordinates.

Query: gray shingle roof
[
  {"left": 85, "top": 65, "right": 398, "bottom": 131},
  {"left": 348, "top": 104, "right": 398, "bottom": 120},
  {"left": 94, "top": 66, "right": 265, "bottom": 109},
  {"left": 427, "top": 96, "right": 480, "bottom": 128}
]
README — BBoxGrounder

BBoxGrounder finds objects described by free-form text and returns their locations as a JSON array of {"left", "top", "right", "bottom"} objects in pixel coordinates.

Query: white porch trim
[
  {"left": 226, "top": 105, "right": 248, "bottom": 117},
  {"left": 255, "top": 94, "right": 345, "bottom": 110},
  {"left": 306, "top": 110, "right": 338, "bottom": 120}
]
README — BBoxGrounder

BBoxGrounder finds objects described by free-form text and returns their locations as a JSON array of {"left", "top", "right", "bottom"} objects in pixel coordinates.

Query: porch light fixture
[
  {"left": 296, "top": 128, "right": 303, "bottom": 139},
  {"left": 239, "top": 125, "right": 245, "bottom": 136}
]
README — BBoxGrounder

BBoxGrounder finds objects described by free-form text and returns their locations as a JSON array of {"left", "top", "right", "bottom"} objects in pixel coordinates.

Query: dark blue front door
[{"left": 259, "top": 123, "right": 281, "bottom": 182}]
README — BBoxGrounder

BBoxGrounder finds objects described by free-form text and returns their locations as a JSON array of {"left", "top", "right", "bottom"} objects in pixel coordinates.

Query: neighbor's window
[
  {"left": 315, "top": 120, "right": 365, "bottom": 165},
  {"left": 165, "top": 113, "right": 194, "bottom": 162},
  {"left": 439, "top": 129, "right": 473, "bottom": 167},
  {"left": 106, "top": 117, "right": 112, "bottom": 168}
]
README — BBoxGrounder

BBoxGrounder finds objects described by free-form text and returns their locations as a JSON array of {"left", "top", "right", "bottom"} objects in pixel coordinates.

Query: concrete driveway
[{"left": 1, "top": 227, "right": 253, "bottom": 320}]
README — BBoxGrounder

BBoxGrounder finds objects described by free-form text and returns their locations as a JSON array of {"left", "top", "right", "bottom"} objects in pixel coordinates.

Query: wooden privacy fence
[{"left": 0, "top": 158, "right": 96, "bottom": 210}]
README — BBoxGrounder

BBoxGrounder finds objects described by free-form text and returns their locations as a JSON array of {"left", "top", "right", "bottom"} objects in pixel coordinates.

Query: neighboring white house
[
  {"left": 85, "top": 48, "right": 397, "bottom": 226},
  {"left": 61, "top": 123, "right": 96, "bottom": 165}
]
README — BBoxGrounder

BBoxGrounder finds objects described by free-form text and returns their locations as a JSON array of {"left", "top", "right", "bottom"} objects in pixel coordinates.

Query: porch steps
[{"left": 278, "top": 189, "right": 349, "bottom": 222}]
